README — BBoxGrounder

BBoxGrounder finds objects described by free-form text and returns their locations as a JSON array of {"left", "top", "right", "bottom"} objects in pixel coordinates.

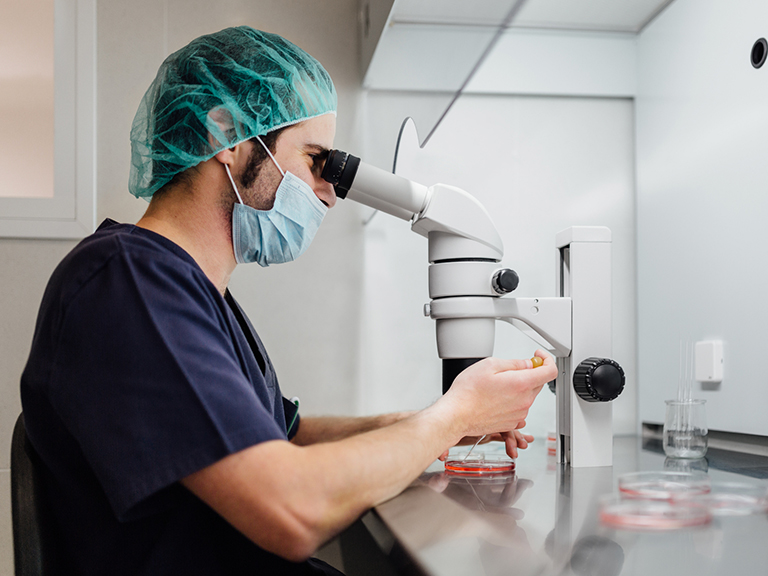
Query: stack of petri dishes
[
  {"left": 599, "top": 471, "right": 768, "bottom": 530},
  {"left": 618, "top": 471, "right": 711, "bottom": 500},
  {"left": 675, "top": 481, "right": 768, "bottom": 517},
  {"left": 600, "top": 471, "right": 713, "bottom": 530}
]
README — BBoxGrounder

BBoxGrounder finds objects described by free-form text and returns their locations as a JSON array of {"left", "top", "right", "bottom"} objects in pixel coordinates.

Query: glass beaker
[
  {"left": 664, "top": 399, "right": 708, "bottom": 459},
  {"left": 664, "top": 456, "right": 709, "bottom": 473}
]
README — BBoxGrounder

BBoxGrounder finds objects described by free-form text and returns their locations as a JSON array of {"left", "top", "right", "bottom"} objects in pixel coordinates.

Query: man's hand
[
  {"left": 438, "top": 421, "right": 534, "bottom": 460},
  {"left": 437, "top": 350, "right": 557, "bottom": 458}
]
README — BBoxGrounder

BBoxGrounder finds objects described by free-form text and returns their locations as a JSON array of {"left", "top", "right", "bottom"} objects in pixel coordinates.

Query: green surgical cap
[{"left": 129, "top": 26, "right": 337, "bottom": 199}]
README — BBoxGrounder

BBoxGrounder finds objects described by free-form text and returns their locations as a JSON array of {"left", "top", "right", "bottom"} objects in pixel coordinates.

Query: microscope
[{"left": 321, "top": 151, "right": 625, "bottom": 467}]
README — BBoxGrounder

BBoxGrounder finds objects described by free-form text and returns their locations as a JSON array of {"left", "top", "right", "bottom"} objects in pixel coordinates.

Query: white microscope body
[{"left": 321, "top": 152, "right": 624, "bottom": 468}]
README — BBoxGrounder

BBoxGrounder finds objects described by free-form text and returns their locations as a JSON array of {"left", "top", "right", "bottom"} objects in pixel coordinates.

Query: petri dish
[
  {"left": 618, "top": 471, "right": 711, "bottom": 500},
  {"left": 599, "top": 494, "right": 712, "bottom": 530},
  {"left": 444, "top": 454, "right": 515, "bottom": 475},
  {"left": 674, "top": 482, "right": 768, "bottom": 516}
]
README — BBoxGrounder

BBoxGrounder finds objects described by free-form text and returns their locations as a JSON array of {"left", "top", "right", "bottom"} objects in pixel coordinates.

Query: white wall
[
  {"left": 357, "top": 91, "right": 637, "bottom": 439},
  {"left": 636, "top": 0, "right": 768, "bottom": 433}
]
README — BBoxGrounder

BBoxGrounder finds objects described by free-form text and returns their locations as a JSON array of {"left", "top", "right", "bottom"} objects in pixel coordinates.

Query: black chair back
[{"left": 11, "top": 413, "right": 57, "bottom": 576}]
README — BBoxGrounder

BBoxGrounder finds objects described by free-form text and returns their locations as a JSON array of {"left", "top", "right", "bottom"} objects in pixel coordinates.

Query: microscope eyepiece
[{"left": 321, "top": 149, "right": 360, "bottom": 200}]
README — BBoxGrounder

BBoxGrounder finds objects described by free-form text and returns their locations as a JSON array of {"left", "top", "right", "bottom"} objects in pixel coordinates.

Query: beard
[
  {"left": 227, "top": 145, "right": 281, "bottom": 211},
  {"left": 244, "top": 146, "right": 282, "bottom": 211},
  {"left": 240, "top": 143, "right": 265, "bottom": 190}
]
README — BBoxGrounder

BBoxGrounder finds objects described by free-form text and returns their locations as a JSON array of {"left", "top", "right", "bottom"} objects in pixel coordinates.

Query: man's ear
[
  {"left": 213, "top": 146, "right": 235, "bottom": 165},
  {"left": 206, "top": 106, "right": 247, "bottom": 165},
  {"left": 213, "top": 141, "right": 250, "bottom": 166}
]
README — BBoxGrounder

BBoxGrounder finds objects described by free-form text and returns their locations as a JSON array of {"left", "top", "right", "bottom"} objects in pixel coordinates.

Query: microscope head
[{"left": 322, "top": 149, "right": 517, "bottom": 392}]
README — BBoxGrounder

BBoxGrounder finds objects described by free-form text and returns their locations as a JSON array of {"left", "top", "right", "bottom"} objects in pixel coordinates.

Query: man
[{"left": 21, "top": 27, "right": 557, "bottom": 575}]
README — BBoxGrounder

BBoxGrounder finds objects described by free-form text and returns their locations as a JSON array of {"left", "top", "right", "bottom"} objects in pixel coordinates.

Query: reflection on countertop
[{"left": 367, "top": 437, "right": 768, "bottom": 576}]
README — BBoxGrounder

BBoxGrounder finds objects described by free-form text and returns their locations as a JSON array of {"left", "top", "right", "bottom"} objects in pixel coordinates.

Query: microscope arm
[{"left": 427, "top": 297, "right": 572, "bottom": 358}]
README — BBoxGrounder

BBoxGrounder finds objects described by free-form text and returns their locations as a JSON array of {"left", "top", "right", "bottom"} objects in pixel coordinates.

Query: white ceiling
[
  {"left": 365, "top": 0, "right": 667, "bottom": 142},
  {"left": 391, "top": 0, "right": 675, "bottom": 34}
]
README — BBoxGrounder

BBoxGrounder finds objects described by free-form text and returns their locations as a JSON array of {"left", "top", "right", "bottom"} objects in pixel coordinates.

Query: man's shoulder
[
  {"left": 51, "top": 219, "right": 205, "bottom": 304},
  {"left": 75, "top": 218, "right": 189, "bottom": 260}
]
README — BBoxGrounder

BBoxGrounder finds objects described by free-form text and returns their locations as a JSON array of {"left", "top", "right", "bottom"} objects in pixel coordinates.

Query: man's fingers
[
  {"left": 501, "top": 430, "right": 519, "bottom": 459},
  {"left": 515, "top": 430, "right": 532, "bottom": 449},
  {"left": 487, "top": 357, "right": 535, "bottom": 372},
  {"left": 492, "top": 357, "right": 558, "bottom": 386},
  {"left": 498, "top": 428, "right": 538, "bottom": 459},
  {"left": 506, "top": 434, "right": 518, "bottom": 459}
]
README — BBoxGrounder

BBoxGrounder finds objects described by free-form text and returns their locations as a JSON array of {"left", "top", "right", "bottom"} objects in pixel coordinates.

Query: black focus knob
[
  {"left": 573, "top": 358, "right": 625, "bottom": 402},
  {"left": 492, "top": 269, "right": 519, "bottom": 294}
]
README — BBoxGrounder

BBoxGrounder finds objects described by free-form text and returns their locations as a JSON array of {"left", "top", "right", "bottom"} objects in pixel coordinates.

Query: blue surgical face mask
[{"left": 226, "top": 137, "right": 327, "bottom": 266}]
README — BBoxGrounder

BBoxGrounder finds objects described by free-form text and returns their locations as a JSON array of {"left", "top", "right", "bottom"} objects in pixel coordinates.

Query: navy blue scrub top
[{"left": 20, "top": 220, "right": 339, "bottom": 575}]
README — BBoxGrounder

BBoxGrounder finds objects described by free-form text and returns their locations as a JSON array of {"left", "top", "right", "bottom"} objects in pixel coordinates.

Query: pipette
[
  {"left": 461, "top": 356, "right": 544, "bottom": 462},
  {"left": 462, "top": 435, "right": 487, "bottom": 462}
]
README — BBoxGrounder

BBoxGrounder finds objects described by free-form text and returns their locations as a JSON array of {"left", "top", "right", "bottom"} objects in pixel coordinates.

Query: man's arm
[
  {"left": 294, "top": 414, "right": 535, "bottom": 459},
  {"left": 290, "top": 412, "right": 414, "bottom": 445},
  {"left": 181, "top": 353, "right": 557, "bottom": 562}
]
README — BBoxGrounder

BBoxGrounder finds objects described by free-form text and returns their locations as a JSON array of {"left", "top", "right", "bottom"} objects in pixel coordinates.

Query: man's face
[{"left": 238, "top": 114, "right": 337, "bottom": 210}]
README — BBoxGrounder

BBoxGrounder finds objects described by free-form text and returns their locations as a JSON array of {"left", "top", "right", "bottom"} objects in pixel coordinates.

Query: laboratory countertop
[{"left": 361, "top": 436, "right": 768, "bottom": 576}]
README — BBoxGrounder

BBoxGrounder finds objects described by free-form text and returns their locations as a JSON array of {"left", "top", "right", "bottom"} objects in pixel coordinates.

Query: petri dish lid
[
  {"left": 444, "top": 453, "right": 515, "bottom": 476},
  {"left": 618, "top": 471, "right": 711, "bottom": 500},
  {"left": 599, "top": 494, "right": 712, "bottom": 530},
  {"left": 674, "top": 482, "right": 768, "bottom": 516}
]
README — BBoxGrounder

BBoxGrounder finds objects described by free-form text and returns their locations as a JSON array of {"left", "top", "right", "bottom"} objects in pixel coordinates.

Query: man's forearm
[
  {"left": 291, "top": 412, "right": 415, "bottom": 446},
  {"left": 183, "top": 403, "right": 461, "bottom": 561}
]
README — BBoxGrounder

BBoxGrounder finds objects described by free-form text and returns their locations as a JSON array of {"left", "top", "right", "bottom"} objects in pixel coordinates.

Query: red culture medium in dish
[
  {"left": 618, "top": 471, "right": 711, "bottom": 501},
  {"left": 599, "top": 496, "right": 712, "bottom": 530},
  {"left": 444, "top": 458, "right": 516, "bottom": 475}
]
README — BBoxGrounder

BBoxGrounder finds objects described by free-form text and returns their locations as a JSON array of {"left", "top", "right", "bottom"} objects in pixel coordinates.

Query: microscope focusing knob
[
  {"left": 492, "top": 269, "right": 520, "bottom": 294},
  {"left": 573, "top": 358, "right": 625, "bottom": 402}
]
